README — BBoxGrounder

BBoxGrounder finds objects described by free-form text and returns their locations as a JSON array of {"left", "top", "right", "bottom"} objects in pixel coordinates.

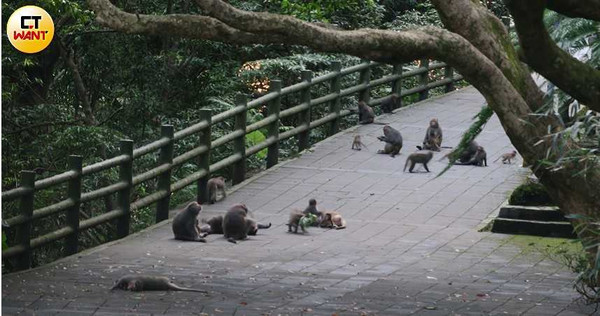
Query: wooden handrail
[{"left": 1, "top": 59, "right": 463, "bottom": 270}]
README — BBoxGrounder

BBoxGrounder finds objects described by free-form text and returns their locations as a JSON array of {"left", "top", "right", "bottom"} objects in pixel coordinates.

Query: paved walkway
[{"left": 3, "top": 87, "right": 595, "bottom": 315}]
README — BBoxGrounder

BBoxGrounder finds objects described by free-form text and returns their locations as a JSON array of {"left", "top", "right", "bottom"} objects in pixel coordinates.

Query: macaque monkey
[
  {"left": 419, "top": 119, "right": 443, "bottom": 151},
  {"left": 381, "top": 94, "right": 399, "bottom": 113},
  {"left": 440, "top": 140, "right": 479, "bottom": 162},
  {"left": 207, "top": 177, "right": 226, "bottom": 204},
  {"left": 246, "top": 218, "right": 272, "bottom": 236},
  {"left": 319, "top": 211, "right": 346, "bottom": 229},
  {"left": 199, "top": 215, "right": 224, "bottom": 235},
  {"left": 455, "top": 146, "right": 487, "bottom": 166},
  {"left": 377, "top": 125, "right": 403, "bottom": 157},
  {"left": 111, "top": 275, "right": 208, "bottom": 293},
  {"left": 200, "top": 215, "right": 270, "bottom": 236},
  {"left": 287, "top": 210, "right": 306, "bottom": 233},
  {"left": 351, "top": 135, "right": 368, "bottom": 151},
  {"left": 404, "top": 150, "right": 433, "bottom": 173},
  {"left": 172, "top": 202, "right": 206, "bottom": 242},
  {"left": 303, "top": 198, "right": 322, "bottom": 217},
  {"left": 222, "top": 203, "right": 257, "bottom": 243},
  {"left": 495, "top": 150, "right": 517, "bottom": 164},
  {"left": 358, "top": 101, "right": 375, "bottom": 124}
]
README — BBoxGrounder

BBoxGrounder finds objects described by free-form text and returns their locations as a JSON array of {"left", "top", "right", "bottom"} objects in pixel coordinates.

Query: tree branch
[
  {"left": 547, "top": 0, "right": 600, "bottom": 21},
  {"left": 88, "top": 0, "right": 288, "bottom": 44},
  {"left": 505, "top": 0, "right": 600, "bottom": 111},
  {"left": 89, "top": 0, "right": 562, "bottom": 163},
  {"left": 431, "top": 0, "right": 545, "bottom": 111}
]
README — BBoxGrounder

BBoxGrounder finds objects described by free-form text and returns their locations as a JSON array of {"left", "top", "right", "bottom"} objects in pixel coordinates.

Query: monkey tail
[
  {"left": 169, "top": 283, "right": 208, "bottom": 293},
  {"left": 403, "top": 158, "right": 410, "bottom": 172},
  {"left": 372, "top": 122, "right": 389, "bottom": 125},
  {"left": 227, "top": 237, "right": 237, "bottom": 244},
  {"left": 258, "top": 223, "right": 271, "bottom": 229}
]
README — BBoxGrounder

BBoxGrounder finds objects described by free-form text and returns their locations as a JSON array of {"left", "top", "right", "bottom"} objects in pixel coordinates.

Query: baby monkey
[
  {"left": 112, "top": 275, "right": 208, "bottom": 293},
  {"left": 351, "top": 135, "right": 368, "bottom": 151},
  {"left": 404, "top": 150, "right": 433, "bottom": 173},
  {"left": 495, "top": 150, "right": 517, "bottom": 164}
]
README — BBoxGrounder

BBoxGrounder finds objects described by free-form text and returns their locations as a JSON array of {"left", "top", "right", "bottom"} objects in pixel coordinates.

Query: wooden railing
[{"left": 1, "top": 59, "right": 463, "bottom": 270}]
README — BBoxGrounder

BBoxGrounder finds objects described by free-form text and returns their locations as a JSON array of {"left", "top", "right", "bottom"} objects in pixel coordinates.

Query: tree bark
[{"left": 506, "top": 0, "right": 600, "bottom": 112}]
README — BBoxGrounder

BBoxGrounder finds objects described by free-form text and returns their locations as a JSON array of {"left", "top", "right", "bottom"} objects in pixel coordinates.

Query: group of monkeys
[
  {"left": 112, "top": 95, "right": 519, "bottom": 292},
  {"left": 352, "top": 95, "right": 518, "bottom": 172},
  {"left": 172, "top": 201, "right": 271, "bottom": 244}
]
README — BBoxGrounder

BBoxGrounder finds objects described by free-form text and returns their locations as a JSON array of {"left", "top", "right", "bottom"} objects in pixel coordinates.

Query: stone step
[
  {"left": 498, "top": 205, "right": 566, "bottom": 222},
  {"left": 491, "top": 217, "right": 576, "bottom": 239}
]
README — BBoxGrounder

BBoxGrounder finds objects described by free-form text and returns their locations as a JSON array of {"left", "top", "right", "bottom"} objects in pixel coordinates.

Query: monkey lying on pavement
[
  {"left": 112, "top": 275, "right": 208, "bottom": 293},
  {"left": 319, "top": 211, "right": 346, "bottom": 229}
]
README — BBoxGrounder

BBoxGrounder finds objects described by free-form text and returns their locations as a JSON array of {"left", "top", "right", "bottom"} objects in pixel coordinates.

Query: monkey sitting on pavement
[
  {"left": 111, "top": 275, "right": 208, "bottom": 293},
  {"left": 207, "top": 176, "right": 226, "bottom": 204},
  {"left": 380, "top": 94, "right": 399, "bottom": 113},
  {"left": 494, "top": 150, "right": 517, "bottom": 164},
  {"left": 223, "top": 203, "right": 270, "bottom": 243},
  {"left": 404, "top": 150, "right": 433, "bottom": 173},
  {"left": 351, "top": 135, "right": 368, "bottom": 151},
  {"left": 172, "top": 202, "right": 206, "bottom": 242},
  {"left": 357, "top": 100, "right": 375, "bottom": 124},
  {"left": 377, "top": 125, "right": 403, "bottom": 157}
]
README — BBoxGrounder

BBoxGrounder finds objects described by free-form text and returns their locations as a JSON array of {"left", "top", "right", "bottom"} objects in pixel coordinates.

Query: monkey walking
[
  {"left": 377, "top": 125, "right": 403, "bottom": 157},
  {"left": 454, "top": 146, "right": 487, "bottom": 166},
  {"left": 380, "top": 94, "right": 399, "bottom": 113},
  {"left": 207, "top": 176, "right": 226, "bottom": 204},
  {"left": 351, "top": 135, "right": 368, "bottom": 151},
  {"left": 112, "top": 275, "right": 208, "bottom": 293},
  {"left": 494, "top": 150, "right": 517, "bottom": 164},
  {"left": 287, "top": 210, "right": 318, "bottom": 233},
  {"left": 172, "top": 202, "right": 206, "bottom": 242},
  {"left": 403, "top": 150, "right": 434, "bottom": 173}
]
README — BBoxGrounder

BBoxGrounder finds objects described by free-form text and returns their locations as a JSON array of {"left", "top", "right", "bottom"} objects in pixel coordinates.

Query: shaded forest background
[{"left": 2, "top": 0, "right": 596, "bottom": 270}]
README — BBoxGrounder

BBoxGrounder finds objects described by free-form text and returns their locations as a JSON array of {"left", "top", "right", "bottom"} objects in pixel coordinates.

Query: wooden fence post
[
  {"left": 116, "top": 139, "right": 133, "bottom": 239},
  {"left": 156, "top": 125, "right": 174, "bottom": 222},
  {"left": 197, "top": 110, "right": 212, "bottom": 204},
  {"left": 444, "top": 66, "right": 455, "bottom": 93},
  {"left": 65, "top": 155, "right": 82, "bottom": 256},
  {"left": 232, "top": 94, "right": 247, "bottom": 185},
  {"left": 15, "top": 170, "right": 35, "bottom": 270},
  {"left": 359, "top": 60, "right": 371, "bottom": 104},
  {"left": 391, "top": 64, "right": 403, "bottom": 110},
  {"left": 328, "top": 61, "right": 342, "bottom": 136},
  {"left": 298, "top": 70, "right": 313, "bottom": 152},
  {"left": 419, "top": 59, "right": 429, "bottom": 101},
  {"left": 267, "top": 80, "right": 282, "bottom": 169}
]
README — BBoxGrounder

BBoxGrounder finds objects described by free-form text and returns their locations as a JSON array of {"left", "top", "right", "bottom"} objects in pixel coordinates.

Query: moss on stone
[{"left": 509, "top": 182, "right": 555, "bottom": 206}]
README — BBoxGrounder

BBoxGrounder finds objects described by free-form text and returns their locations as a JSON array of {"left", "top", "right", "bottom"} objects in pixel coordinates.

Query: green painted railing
[{"left": 1, "top": 59, "right": 463, "bottom": 270}]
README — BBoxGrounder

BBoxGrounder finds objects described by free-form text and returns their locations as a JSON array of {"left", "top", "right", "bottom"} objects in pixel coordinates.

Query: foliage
[
  {"left": 384, "top": 2, "right": 442, "bottom": 30},
  {"left": 437, "top": 106, "right": 494, "bottom": 176},
  {"left": 268, "top": 0, "right": 383, "bottom": 29},
  {"left": 508, "top": 181, "right": 555, "bottom": 206}
]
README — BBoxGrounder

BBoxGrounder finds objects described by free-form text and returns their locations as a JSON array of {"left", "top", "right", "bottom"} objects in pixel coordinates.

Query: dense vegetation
[{"left": 2, "top": 0, "right": 460, "bottom": 270}]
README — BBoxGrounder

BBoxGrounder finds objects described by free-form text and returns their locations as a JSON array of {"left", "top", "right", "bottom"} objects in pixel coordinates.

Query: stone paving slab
[{"left": 3, "top": 87, "right": 595, "bottom": 315}]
